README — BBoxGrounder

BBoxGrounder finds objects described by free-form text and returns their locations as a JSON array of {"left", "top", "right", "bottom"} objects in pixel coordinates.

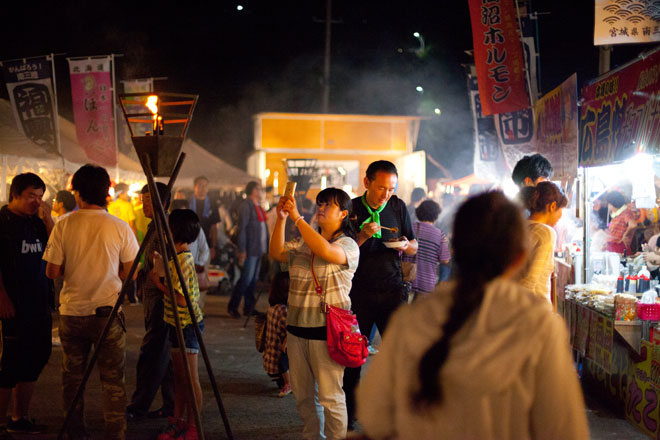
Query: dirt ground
[{"left": 19, "top": 287, "right": 650, "bottom": 439}]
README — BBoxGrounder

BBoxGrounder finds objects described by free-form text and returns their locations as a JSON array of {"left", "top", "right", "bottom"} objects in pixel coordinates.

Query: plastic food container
[{"left": 637, "top": 302, "right": 660, "bottom": 321}]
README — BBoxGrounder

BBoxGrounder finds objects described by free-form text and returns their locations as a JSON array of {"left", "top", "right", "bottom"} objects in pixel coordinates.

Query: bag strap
[{"left": 310, "top": 253, "right": 329, "bottom": 313}]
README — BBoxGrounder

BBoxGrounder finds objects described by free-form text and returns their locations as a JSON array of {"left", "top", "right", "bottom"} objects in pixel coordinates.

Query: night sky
[{"left": 1, "top": 0, "right": 655, "bottom": 179}]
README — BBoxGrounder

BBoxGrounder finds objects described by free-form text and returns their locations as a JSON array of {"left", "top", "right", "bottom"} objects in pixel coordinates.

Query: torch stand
[{"left": 57, "top": 153, "right": 233, "bottom": 440}]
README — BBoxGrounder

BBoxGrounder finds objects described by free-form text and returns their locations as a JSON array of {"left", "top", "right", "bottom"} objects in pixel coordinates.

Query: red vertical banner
[
  {"left": 468, "top": 0, "right": 530, "bottom": 116},
  {"left": 68, "top": 57, "right": 117, "bottom": 166}
]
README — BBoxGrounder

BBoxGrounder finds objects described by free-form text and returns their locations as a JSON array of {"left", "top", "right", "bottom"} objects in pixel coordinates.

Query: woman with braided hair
[{"left": 356, "top": 191, "right": 588, "bottom": 440}]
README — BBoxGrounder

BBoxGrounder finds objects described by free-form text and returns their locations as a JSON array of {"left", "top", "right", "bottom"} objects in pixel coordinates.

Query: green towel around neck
[{"left": 360, "top": 193, "right": 387, "bottom": 239}]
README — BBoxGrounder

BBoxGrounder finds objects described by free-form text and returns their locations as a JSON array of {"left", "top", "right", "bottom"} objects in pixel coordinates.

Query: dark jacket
[{"left": 237, "top": 199, "right": 269, "bottom": 257}]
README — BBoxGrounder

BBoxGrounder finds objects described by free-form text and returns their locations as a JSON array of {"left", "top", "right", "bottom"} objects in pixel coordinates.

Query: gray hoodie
[{"left": 357, "top": 277, "right": 589, "bottom": 440}]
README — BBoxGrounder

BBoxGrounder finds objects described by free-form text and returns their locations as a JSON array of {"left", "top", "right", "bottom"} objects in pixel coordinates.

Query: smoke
[{"left": 189, "top": 48, "right": 475, "bottom": 179}]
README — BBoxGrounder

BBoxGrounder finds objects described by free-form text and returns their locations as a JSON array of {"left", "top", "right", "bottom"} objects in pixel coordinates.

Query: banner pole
[
  {"left": 514, "top": 0, "right": 535, "bottom": 107},
  {"left": 0, "top": 155, "right": 6, "bottom": 202},
  {"left": 49, "top": 53, "right": 66, "bottom": 178},
  {"left": 111, "top": 54, "right": 120, "bottom": 182}
]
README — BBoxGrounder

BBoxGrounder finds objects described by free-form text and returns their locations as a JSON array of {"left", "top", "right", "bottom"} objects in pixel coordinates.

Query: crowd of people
[{"left": 0, "top": 154, "right": 593, "bottom": 440}]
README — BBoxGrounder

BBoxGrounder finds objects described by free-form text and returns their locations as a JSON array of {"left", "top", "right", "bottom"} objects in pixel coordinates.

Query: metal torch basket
[{"left": 117, "top": 92, "right": 198, "bottom": 176}]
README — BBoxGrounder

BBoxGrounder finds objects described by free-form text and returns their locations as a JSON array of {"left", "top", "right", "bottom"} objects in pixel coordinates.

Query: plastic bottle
[
  {"left": 627, "top": 274, "right": 637, "bottom": 294},
  {"left": 617, "top": 274, "right": 624, "bottom": 293},
  {"left": 639, "top": 265, "right": 651, "bottom": 292}
]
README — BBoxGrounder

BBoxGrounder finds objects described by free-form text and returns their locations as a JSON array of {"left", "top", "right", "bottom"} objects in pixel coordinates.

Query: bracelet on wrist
[{"left": 294, "top": 216, "right": 304, "bottom": 227}]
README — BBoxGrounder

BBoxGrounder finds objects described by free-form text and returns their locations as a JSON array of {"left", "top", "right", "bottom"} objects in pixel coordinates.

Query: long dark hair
[
  {"left": 519, "top": 181, "right": 568, "bottom": 214},
  {"left": 412, "top": 191, "right": 527, "bottom": 408},
  {"left": 316, "top": 188, "right": 356, "bottom": 240}
]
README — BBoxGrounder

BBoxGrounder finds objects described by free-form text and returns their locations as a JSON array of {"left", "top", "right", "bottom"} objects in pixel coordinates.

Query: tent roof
[
  {"left": 0, "top": 98, "right": 254, "bottom": 189},
  {"left": 0, "top": 98, "right": 143, "bottom": 177},
  {"left": 445, "top": 173, "right": 492, "bottom": 186},
  {"left": 166, "top": 139, "right": 257, "bottom": 190}
]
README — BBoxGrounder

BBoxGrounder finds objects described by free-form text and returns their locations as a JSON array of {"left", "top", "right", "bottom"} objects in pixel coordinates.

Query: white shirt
[
  {"left": 43, "top": 209, "right": 139, "bottom": 316},
  {"left": 519, "top": 221, "right": 556, "bottom": 303}
]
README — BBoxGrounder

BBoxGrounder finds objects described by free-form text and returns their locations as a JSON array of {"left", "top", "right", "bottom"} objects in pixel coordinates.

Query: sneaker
[
  {"left": 278, "top": 384, "right": 292, "bottom": 397},
  {"left": 147, "top": 407, "right": 174, "bottom": 419},
  {"left": 126, "top": 408, "right": 146, "bottom": 421},
  {"left": 157, "top": 417, "right": 186, "bottom": 440},
  {"left": 368, "top": 345, "right": 379, "bottom": 355},
  {"left": 7, "top": 418, "right": 47, "bottom": 434},
  {"left": 227, "top": 308, "right": 241, "bottom": 319},
  {"left": 174, "top": 424, "right": 198, "bottom": 440}
]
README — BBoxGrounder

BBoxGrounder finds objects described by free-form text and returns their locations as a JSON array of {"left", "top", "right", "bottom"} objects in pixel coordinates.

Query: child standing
[
  {"left": 263, "top": 271, "right": 291, "bottom": 397},
  {"left": 150, "top": 209, "right": 205, "bottom": 440}
]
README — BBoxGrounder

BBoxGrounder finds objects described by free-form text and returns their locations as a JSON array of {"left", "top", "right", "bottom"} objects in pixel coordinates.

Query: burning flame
[
  {"left": 146, "top": 95, "right": 158, "bottom": 115},
  {"left": 146, "top": 95, "right": 160, "bottom": 133}
]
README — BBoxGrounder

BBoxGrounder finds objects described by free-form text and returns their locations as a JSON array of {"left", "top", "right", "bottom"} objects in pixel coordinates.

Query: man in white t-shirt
[{"left": 43, "top": 164, "right": 139, "bottom": 440}]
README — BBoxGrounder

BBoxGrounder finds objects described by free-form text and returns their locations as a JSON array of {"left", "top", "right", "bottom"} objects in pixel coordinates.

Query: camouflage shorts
[{"left": 60, "top": 313, "right": 127, "bottom": 440}]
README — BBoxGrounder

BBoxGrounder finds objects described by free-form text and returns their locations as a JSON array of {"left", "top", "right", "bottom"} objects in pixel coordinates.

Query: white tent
[
  {"left": 0, "top": 98, "right": 144, "bottom": 201},
  {"left": 163, "top": 138, "right": 257, "bottom": 191},
  {"left": 1, "top": 98, "right": 255, "bottom": 201}
]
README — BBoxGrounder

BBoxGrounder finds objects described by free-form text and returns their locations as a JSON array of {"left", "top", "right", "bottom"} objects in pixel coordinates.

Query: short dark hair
[
  {"left": 168, "top": 209, "right": 201, "bottom": 245},
  {"left": 71, "top": 165, "right": 111, "bottom": 207},
  {"left": 606, "top": 191, "right": 627, "bottom": 209},
  {"left": 511, "top": 154, "right": 554, "bottom": 187},
  {"left": 366, "top": 160, "right": 398, "bottom": 181},
  {"left": 415, "top": 199, "right": 442, "bottom": 222},
  {"left": 141, "top": 182, "right": 171, "bottom": 210},
  {"left": 245, "top": 181, "right": 260, "bottom": 196},
  {"left": 268, "top": 271, "right": 290, "bottom": 306},
  {"left": 193, "top": 176, "right": 208, "bottom": 186},
  {"left": 411, "top": 187, "right": 426, "bottom": 203},
  {"left": 56, "top": 190, "right": 76, "bottom": 212},
  {"left": 9, "top": 173, "right": 45, "bottom": 202}
]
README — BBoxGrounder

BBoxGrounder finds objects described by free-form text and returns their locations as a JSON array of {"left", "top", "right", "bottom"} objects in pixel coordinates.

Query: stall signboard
[
  {"left": 468, "top": 0, "right": 529, "bottom": 116},
  {"left": 2, "top": 56, "right": 58, "bottom": 153},
  {"left": 68, "top": 57, "right": 117, "bottom": 167},
  {"left": 586, "top": 339, "right": 660, "bottom": 438},
  {"left": 594, "top": 0, "right": 660, "bottom": 46},
  {"left": 579, "top": 48, "right": 660, "bottom": 167},
  {"left": 473, "top": 73, "right": 578, "bottom": 182},
  {"left": 533, "top": 73, "right": 579, "bottom": 181},
  {"left": 588, "top": 313, "right": 614, "bottom": 371}
]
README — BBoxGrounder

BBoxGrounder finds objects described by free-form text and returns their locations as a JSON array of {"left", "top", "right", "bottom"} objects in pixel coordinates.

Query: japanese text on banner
[
  {"left": 468, "top": 0, "right": 529, "bottom": 116},
  {"left": 68, "top": 57, "right": 117, "bottom": 167},
  {"left": 2, "top": 56, "right": 58, "bottom": 153}
]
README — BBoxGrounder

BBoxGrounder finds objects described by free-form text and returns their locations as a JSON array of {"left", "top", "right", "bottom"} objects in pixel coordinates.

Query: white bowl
[{"left": 384, "top": 240, "right": 406, "bottom": 249}]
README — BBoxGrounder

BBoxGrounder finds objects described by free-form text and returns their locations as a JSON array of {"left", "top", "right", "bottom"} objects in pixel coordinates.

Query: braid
[
  {"left": 412, "top": 277, "right": 486, "bottom": 408},
  {"left": 410, "top": 190, "right": 527, "bottom": 410}
]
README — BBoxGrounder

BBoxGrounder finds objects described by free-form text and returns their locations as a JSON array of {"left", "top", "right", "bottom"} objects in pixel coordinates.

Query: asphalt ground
[{"left": 16, "top": 286, "right": 651, "bottom": 439}]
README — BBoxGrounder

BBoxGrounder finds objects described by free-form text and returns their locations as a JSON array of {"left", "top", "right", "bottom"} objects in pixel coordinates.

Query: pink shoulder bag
[{"left": 311, "top": 254, "right": 368, "bottom": 368}]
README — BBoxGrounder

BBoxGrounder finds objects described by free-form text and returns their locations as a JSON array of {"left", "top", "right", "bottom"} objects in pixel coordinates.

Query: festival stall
[{"left": 560, "top": 45, "right": 660, "bottom": 438}]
